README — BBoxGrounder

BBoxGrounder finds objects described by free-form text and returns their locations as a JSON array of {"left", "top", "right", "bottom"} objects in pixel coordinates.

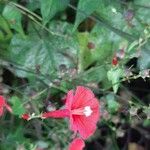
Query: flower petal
[
  {"left": 0, "top": 107, "right": 4, "bottom": 117},
  {"left": 72, "top": 86, "right": 95, "bottom": 109},
  {"left": 71, "top": 115, "right": 97, "bottom": 139},
  {"left": 5, "top": 103, "right": 12, "bottom": 113},
  {"left": 65, "top": 90, "right": 74, "bottom": 110},
  {"left": 0, "top": 96, "right": 6, "bottom": 107},
  {"left": 42, "top": 109, "right": 70, "bottom": 118},
  {"left": 68, "top": 138, "right": 85, "bottom": 150},
  {"left": 70, "top": 96, "right": 100, "bottom": 139}
]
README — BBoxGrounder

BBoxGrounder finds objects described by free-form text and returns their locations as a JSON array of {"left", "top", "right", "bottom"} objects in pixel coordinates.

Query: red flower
[
  {"left": 0, "top": 96, "right": 12, "bottom": 116},
  {"left": 42, "top": 86, "right": 100, "bottom": 139},
  {"left": 68, "top": 138, "right": 85, "bottom": 150}
]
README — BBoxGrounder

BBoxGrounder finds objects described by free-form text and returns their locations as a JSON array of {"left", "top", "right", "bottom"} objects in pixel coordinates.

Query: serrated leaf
[
  {"left": 9, "top": 96, "right": 25, "bottom": 116},
  {"left": 40, "top": 0, "right": 69, "bottom": 25},
  {"left": 107, "top": 67, "right": 124, "bottom": 93},
  {"left": 2, "top": 3, "right": 24, "bottom": 36},
  {"left": 74, "top": 0, "right": 100, "bottom": 30},
  {"left": 7, "top": 22, "right": 78, "bottom": 78}
]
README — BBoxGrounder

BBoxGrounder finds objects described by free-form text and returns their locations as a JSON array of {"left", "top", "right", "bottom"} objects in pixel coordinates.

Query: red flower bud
[
  {"left": 112, "top": 56, "right": 118, "bottom": 66},
  {"left": 87, "top": 42, "right": 95, "bottom": 49},
  {"left": 22, "top": 113, "right": 30, "bottom": 120}
]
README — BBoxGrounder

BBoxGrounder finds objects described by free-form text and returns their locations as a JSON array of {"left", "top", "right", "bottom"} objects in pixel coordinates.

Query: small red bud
[
  {"left": 22, "top": 113, "right": 30, "bottom": 120},
  {"left": 112, "top": 56, "right": 118, "bottom": 66},
  {"left": 87, "top": 42, "right": 95, "bottom": 49}
]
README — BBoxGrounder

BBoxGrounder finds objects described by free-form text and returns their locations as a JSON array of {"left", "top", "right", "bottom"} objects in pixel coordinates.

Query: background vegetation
[{"left": 0, "top": 0, "right": 150, "bottom": 149}]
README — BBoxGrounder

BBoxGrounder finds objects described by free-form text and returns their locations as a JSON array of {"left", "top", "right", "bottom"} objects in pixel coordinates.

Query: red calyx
[{"left": 22, "top": 113, "right": 30, "bottom": 120}]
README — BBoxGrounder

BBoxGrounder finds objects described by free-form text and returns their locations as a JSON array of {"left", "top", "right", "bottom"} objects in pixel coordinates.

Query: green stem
[
  {"left": 28, "top": 114, "right": 42, "bottom": 120},
  {"left": 10, "top": 2, "right": 42, "bottom": 21},
  {"left": 9, "top": 2, "right": 65, "bottom": 37}
]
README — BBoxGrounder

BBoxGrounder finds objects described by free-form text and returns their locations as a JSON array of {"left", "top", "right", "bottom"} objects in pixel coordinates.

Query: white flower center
[{"left": 83, "top": 106, "right": 93, "bottom": 117}]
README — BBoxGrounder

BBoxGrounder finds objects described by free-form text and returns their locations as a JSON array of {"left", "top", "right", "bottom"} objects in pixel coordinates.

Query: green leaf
[
  {"left": 2, "top": 3, "right": 24, "bottom": 36},
  {"left": 107, "top": 67, "right": 124, "bottom": 93},
  {"left": 134, "top": 0, "right": 150, "bottom": 4},
  {"left": 95, "top": 0, "right": 145, "bottom": 38},
  {"left": 136, "top": 8, "right": 150, "bottom": 25},
  {"left": 40, "top": 0, "right": 69, "bottom": 25},
  {"left": 74, "top": 0, "right": 100, "bottom": 30},
  {"left": 0, "top": 3, "right": 4, "bottom": 14},
  {"left": 77, "top": 24, "right": 124, "bottom": 71},
  {"left": 95, "top": 0, "right": 126, "bottom": 30},
  {"left": 81, "top": 65, "right": 107, "bottom": 83},
  {"left": 9, "top": 96, "right": 25, "bottom": 116},
  {"left": 7, "top": 22, "right": 78, "bottom": 78},
  {"left": 143, "top": 120, "right": 150, "bottom": 127},
  {"left": 9, "top": 35, "right": 56, "bottom": 78},
  {"left": 27, "top": 0, "right": 40, "bottom": 11},
  {"left": 137, "top": 48, "right": 150, "bottom": 70},
  {"left": 0, "top": 15, "right": 12, "bottom": 41},
  {"left": 106, "top": 93, "right": 120, "bottom": 113},
  {"left": 134, "top": 0, "right": 150, "bottom": 25},
  {"left": 0, "top": 15, "right": 12, "bottom": 51}
]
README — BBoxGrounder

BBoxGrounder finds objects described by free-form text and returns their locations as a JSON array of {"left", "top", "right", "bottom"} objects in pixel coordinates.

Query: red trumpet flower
[
  {"left": 0, "top": 96, "right": 12, "bottom": 116},
  {"left": 42, "top": 86, "right": 100, "bottom": 139}
]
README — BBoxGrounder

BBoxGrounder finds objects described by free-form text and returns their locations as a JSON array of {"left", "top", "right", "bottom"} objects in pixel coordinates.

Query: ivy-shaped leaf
[{"left": 7, "top": 21, "right": 78, "bottom": 79}]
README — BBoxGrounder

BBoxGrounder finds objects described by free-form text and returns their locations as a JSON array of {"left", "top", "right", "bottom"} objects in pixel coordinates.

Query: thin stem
[
  {"left": 9, "top": 2, "right": 65, "bottom": 37},
  {"left": 28, "top": 114, "right": 42, "bottom": 121},
  {"left": 1, "top": 59, "right": 67, "bottom": 93},
  {"left": 103, "top": 74, "right": 141, "bottom": 92},
  {"left": 10, "top": 2, "right": 42, "bottom": 21},
  {"left": 121, "top": 85, "right": 145, "bottom": 106}
]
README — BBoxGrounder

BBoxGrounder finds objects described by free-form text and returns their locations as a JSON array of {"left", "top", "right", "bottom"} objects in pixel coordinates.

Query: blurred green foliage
[{"left": 0, "top": 0, "right": 150, "bottom": 149}]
